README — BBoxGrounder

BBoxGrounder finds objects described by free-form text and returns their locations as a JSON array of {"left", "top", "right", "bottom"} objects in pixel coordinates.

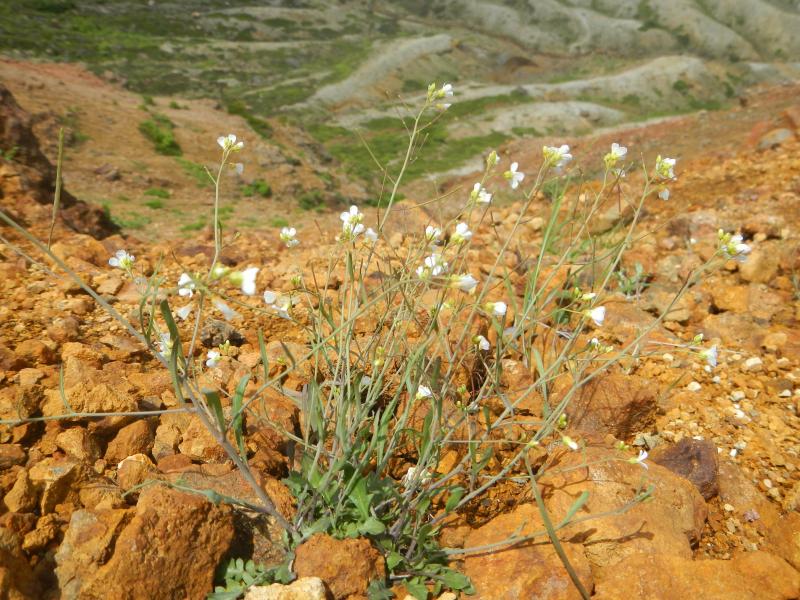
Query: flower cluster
[
  {"left": 469, "top": 182, "right": 492, "bottom": 205},
  {"left": 504, "top": 162, "right": 525, "bottom": 190},
  {"left": 108, "top": 250, "right": 135, "bottom": 271},
  {"left": 340, "top": 205, "right": 366, "bottom": 241},
  {"left": 604, "top": 143, "right": 627, "bottom": 172},
  {"left": 654, "top": 155, "right": 677, "bottom": 200},
  {"left": 217, "top": 133, "right": 244, "bottom": 153},
  {"left": 427, "top": 82, "right": 453, "bottom": 110},
  {"left": 543, "top": 144, "right": 572, "bottom": 170},
  {"left": 717, "top": 230, "right": 751, "bottom": 262},
  {"left": 280, "top": 227, "right": 300, "bottom": 248},
  {"left": 217, "top": 133, "right": 244, "bottom": 174},
  {"left": 450, "top": 222, "right": 472, "bottom": 245},
  {"left": 263, "top": 290, "right": 292, "bottom": 319},
  {"left": 416, "top": 253, "right": 448, "bottom": 279}
]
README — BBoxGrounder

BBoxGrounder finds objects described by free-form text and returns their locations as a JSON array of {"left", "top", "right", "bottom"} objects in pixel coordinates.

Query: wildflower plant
[{"left": 0, "top": 85, "right": 754, "bottom": 599}]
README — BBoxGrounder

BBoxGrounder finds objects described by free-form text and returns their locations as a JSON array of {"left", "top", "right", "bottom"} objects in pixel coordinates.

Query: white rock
[
  {"left": 731, "top": 391, "right": 746, "bottom": 401},
  {"left": 687, "top": 381, "right": 702, "bottom": 392},
  {"left": 244, "top": 578, "right": 327, "bottom": 600},
  {"left": 742, "top": 357, "right": 763, "bottom": 372}
]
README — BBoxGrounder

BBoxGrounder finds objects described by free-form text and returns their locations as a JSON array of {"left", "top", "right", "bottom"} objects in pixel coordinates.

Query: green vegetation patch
[
  {"left": 242, "top": 179, "right": 272, "bottom": 198},
  {"left": 138, "top": 113, "right": 181, "bottom": 156}
]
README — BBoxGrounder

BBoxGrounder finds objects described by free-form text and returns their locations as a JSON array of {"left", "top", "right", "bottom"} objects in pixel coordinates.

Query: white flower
[
  {"left": 234, "top": 162, "right": 244, "bottom": 175},
  {"left": 178, "top": 273, "right": 195, "bottom": 298},
  {"left": 340, "top": 205, "right": 365, "bottom": 240},
  {"left": 655, "top": 155, "right": 676, "bottom": 180},
  {"left": 450, "top": 273, "right": 478, "bottom": 294},
  {"left": 719, "top": 232, "right": 751, "bottom": 262},
  {"left": 474, "top": 335, "right": 491, "bottom": 351},
  {"left": 213, "top": 299, "right": 241, "bottom": 321},
  {"left": 629, "top": 449, "right": 649, "bottom": 469},
  {"left": 470, "top": 182, "right": 492, "bottom": 205},
  {"left": 658, "top": 187, "right": 670, "bottom": 201},
  {"left": 402, "top": 465, "right": 431, "bottom": 490},
  {"left": 217, "top": 133, "right": 243, "bottom": 152},
  {"left": 416, "top": 385, "right": 433, "bottom": 400},
  {"left": 562, "top": 436, "right": 580, "bottom": 451},
  {"left": 436, "top": 102, "right": 451, "bottom": 111},
  {"left": 590, "top": 337, "right": 600, "bottom": 348},
  {"left": 700, "top": 345, "right": 718, "bottom": 368},
  {"left": 439, "top": 83, "right": 453, "bottom": 98},
  {"left": 451, "top": 222, "right": 472, "bottom": 244},
  {"left": 108, "top": 250, "right": 135, "bottom": 270},
  {"left": 264, "top": 290, "right": 291, "bottom": 319},
  {"left": 504, "top": 162, "right": 525, "bottom": 190},
  {"left": 157, "top": 332, "right": 173, "bottom": 358},
  {"left": 206, "top": 350, "right": 221, "bottom": 368},
  {"left": 485, "top": 301, "right": 507, "bottom": 317},
  {"left": 425, "top": 225, "right": 442, "bottom": 243},
  {"left": 543, "top": 144, "right": 572, "bottom": 170},
  {"left": 365, "top": 228, "right": 378, "bottom": 244},
  {"left": 417, "top": 253, "right": 448, "bottom": 279},
  {"left": 604, "top": 143, "right": 627, "bottom": 169},
  {"left": 586, "top": 306, "right": 606, "bottom": 327},
  {"left": 239, "top": 267, "right": 259, "bottom": 296},
  {"left": 176, "top": 303, "right": 194, "bottom": 321},
  {"left": 280, "top": 227, "right": 300, "bottom": 248}
]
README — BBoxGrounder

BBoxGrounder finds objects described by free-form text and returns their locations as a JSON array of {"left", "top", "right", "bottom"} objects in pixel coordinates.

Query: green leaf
[
  {"left": 386, "top": 551, "right": 403, "bottom": 571},
  {"left": 444, "top": 487, "right": 465, "bottom": 513},
  {"left": 257, "top": 329, "right": 269, "bottom": 382},
  {"left": 557, "top": 490, "right": 590, "bottom": 528},
  {"left": 405, "top": 577, "right": 429, "bottom": 600},
  {"left": 358, "top": 516, "right": 386, "bottom": 536},
  {"left": 350, "top": 477, "right": 371, "bottom": 520},
  {"left": 440, "top": 569, "right": 472, "bottom": 590},
  {"left": 203, "top": 389, "right": 226, "bottom": 432},
  {"left": 231, "top": 373, "right": 250, "bottom": 459}
]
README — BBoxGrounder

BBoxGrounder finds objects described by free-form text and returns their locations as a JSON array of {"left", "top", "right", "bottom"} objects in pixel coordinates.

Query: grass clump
[
  {"left": 144, "top": 199, "right": 164, "bottom": 210},
  {"left": 298, "top": 189, "right": 325, "bottom": 211},
  {"left": 138, "top": 113, "right": 182, "bottom": 156},
  {"left": 242, "top": 179, "right": 272, "bottom": 198},
  {"left": 144, "top": 187, "right": 171, "bottom": 199}
]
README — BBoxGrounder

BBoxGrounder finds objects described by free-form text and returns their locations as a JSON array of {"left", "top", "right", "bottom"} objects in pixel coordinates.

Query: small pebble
[
  {"left": 731, "top": 391, "right": 746, "bottom": 401},
  {"left": 723, "top": 503, "right": 735, "bottom": 512},
  {"left": 743, "top": 357, "right": 763, "bottom": 372},
  {"left": 687, "top": 381, "right": 702, "bottom": 392}
]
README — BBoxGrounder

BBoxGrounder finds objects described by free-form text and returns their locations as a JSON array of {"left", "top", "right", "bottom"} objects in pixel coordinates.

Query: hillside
[{"left": 2, "top": 0, "right": 799, "bottom": 192}]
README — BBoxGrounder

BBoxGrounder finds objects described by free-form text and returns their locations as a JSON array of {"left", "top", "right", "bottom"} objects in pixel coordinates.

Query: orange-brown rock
[
  {"left": 540, "top": 445, "right": 707, "bottom": 568},
  {"left": 294, "top": 534, "right": 386, "bottom": 600},
  {"left": 463, "top": 503, "right": 592, "bottom": 599},
  {"left": 67, "top": 485, "right": 235, "bottom": 599},
  {"left": 593, "top": 551, "right": 800, "bottom": 599}
]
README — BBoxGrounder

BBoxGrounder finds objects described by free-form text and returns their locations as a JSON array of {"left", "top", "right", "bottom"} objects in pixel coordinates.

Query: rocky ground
[{"left": 1, "top": 67, "right": 800, "bottom": 599}]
